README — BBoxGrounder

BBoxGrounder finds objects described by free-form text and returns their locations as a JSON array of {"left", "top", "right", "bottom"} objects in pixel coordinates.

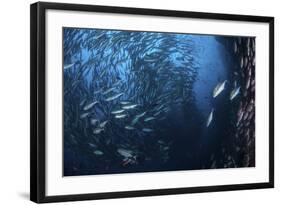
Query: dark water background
[{"left": 63, "top": 28, "right": 255, "bottom": 176}]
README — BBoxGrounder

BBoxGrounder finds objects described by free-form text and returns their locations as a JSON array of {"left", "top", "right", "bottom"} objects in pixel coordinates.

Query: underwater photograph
[{"left": 63, "top": 27, "right": 255, "bottom": 176}]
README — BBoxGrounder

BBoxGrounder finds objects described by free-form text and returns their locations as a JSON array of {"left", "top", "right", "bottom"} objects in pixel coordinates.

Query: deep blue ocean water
[{"left": 63, "top": 28, "right": 254, "bottom": 176}]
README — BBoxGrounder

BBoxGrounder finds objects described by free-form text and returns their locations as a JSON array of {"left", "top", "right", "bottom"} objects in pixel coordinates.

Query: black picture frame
[{"left": 30, "top": 2, "right": 274, "bottom": 203}]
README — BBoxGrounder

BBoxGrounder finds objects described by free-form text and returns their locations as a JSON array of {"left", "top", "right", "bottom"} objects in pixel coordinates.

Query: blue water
[
  {"left": 63, "top": 28, "right": 251, "bottom": 176},
  {"left": 193, "top": 36, "right": 228, "bottom": 116}
]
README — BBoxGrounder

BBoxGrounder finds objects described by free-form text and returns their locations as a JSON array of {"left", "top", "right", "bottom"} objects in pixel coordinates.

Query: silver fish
[
  {"left": 163, "top": 108, "right": 170, "bottom": 113},
  {"left": 246, "top": 77, "right": 251, "bottom": 89},
  {"left": 99, "top": 120, "right": 108, "bottom": 128},
  {"left": 131, "top": 111, "right": 146, "bottom": 125},
  {"left": 136, "top": 111, "right": 146, "bottom": 118},
  {"left": 122, "top": 104, "right": 138, "bottom": 110},
  {"left": 240, "top": 57, "right": 244, "bottom": 68},
  {"left": 112, "top": 80, "right": 121, "bottom": 87},
  {"left": 144, "top": 117, "right": 155, "bottom": 122},
  {"left": 246, "top": 103, "right": 254, "bottom": 113},
  {"left": 120, "top": 101, "right": 131, "bottom": 105},
  {"left": 80, "top": 112, "right": 90, "bottom": 119},
  {"left": 105, "top": 93, "right": 123, "bottom": 101},
  {"left": 102, "top": 87, "right": 116, "bottom": 95},
  {"left": 142, "top": 128, "right": 153, "bottom": 132},
  {"left": 88, "top": 143, "right": 97, "bottom": 148},
  {"left": 125, "top": 126, "right": 135, "bottom": 130},
  {"left": 213, "top": 80, "right": 227, "bottom": 98},
  {"left": 90, "top": 119, "right": 99, "bottom": 125},
  {"left": 79, "top": 99, "right": 86, "bottom": 106},
  {"left": 131, "top": 117, "right": 140, "bottom": 125},
  {"left": 153, "top": 111, "right": 162, "bottom": 117},
  {"left": 64, "top": 63, "right": 75, "bottom": 69},
  {"left": 111, "top": 109, "right": 125, "bottom": 114},
  {"left": 93, "top": 128, "right": 104, "bottom": 134},
  {"left": 155, "top": 104, "right": 165, "bottom": 111},
  {"left": 158, "top": 140, "right": 165, "bottom": 144},
  {"left": 94, "top": 150, "right": 104, "bottom": 155},
  {"left": 206, "top": 109, "right": 214, "bottom": 127},
  {"left": 230, "top": 86, "right": 240, "bottom": 100},
  {"left": 237, "top": 109, "right": 244, "bottom": 126},
  {"left": 83, "top": 101, "right": 98, "bottom": 111},
  {"left": 100, "top": 69, "right": 106, "bottom": 77},
  {"left": 115, "top": 114, "right": 127, "bottom": 119},
  {"left": 94, "top": 89, "right": 103, "bottom": 95},
  {"left": 117, "top": 148, "right": 133, "bottom": 158}
]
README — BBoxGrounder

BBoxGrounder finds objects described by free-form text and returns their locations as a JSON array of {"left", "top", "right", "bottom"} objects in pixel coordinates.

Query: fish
[
  {"left": 240, "top": 57, "right": 244, "bottom": 68},
  {"left": 136, "top": 111, "right": 146, "bottom": 118},
  {"left": 122, "top": 158, "right": 134, "bottom": 166},
  {"left": 79, "top": 99, "right": 86, "bottom": 106},
  {"left": 230, "top": 86, "right": 240, "bottom": 100},
  {"left": 246, "top": 77, "right": 251, "bottom": 89},
  {"left": 105, "top": 93, "right": 123, "bottom": 101},
  {"left": 237, "top": 109, "right": 244, "bottom": 126},
  {"left": 64, "top": 30, "right": 223, "bottom": 169},
  {"left": 153, "top": 111, "right": 162, "bottom": 117},
  {"left": 248, "top": 68, "right": 252, "bottom": 77},
  {"left": 144, "top": 117, "right": 155, "bottom": 122},
  {"left": 142, "top": 128, "right": 153, "bottom": 132},
  {"left": 120, "top": 101, "right": 131, "bottom": 105},
  {"left": 111, "top": 109, "right": 125, "bottom": 114},
  {"left": 163, "top": 108, "right": 170, "bottom": 113},
  {"left": 100, "top": 69, "right": 107, "bottom": 77},
  {"left": 94, "top": 89, "right": 103, "bottom": 95},
  {"left": 246, "top": 103, "right": 254, "bottom": 113},
  {"left": 112, "top": 80, "right": 121, "bottom": 87},
  {"left": 144, "top": 57, "right": 157, "bottom": 62},
  {"left": 88, "top": 143, "right": 97, "bottom": 148},
  {"left": 83, "top": 101, "right": 98, "bottom": 111},
  {"left": 80, "top": 112, "right": 90, "bottom": 119},
  {"left": 158, "top": 140, "right": 165, "bottom": 144},
  {"left": 122, "top": 104, "right": 138, "bottom": 110},
  {"left": 213, "top": 80, "right": 227, "bottom": 98},
  {"left": 99, "top": 120, "right": 108, "bottom": 128},
  {"left": 102, "top": 87, "right": 116, "bottom": 95},
  {"left": 131, "top": 112, "right": 146, "bottom": 125},
  {"left": 94, "top": 150, "right": 104, "bottom": 155},
  {"left": 64, "top": 63, "right": 75, "bottom": 69},
  {"left": 93, "top": 128, "right": 104, "bottom": 134},
  {"left": 115, "top": 114, "right": 127, "bottom": 119},
  {"left": 206, "top": 109, "right": 214, "bottom": 127},
  {"left": 125, "top": 126, "right": 135, "bottom": 130},
  {"left": 90, "top": 119, "right": 99, "bottom": 125},
  {"left": 163, "top": 146, "right": 169, "bottom": 151},
  {"left": 243, "top": 112, "right": 249, "bottom": 121},
  {"left": 117, "top": 148, "right": 133, "bottom": 158},
  {"left": 155, "top": 104, "right": 165, "bottom": 111},
  {"left": 131, "top": 117, "right": 139, "bottom": 125}
]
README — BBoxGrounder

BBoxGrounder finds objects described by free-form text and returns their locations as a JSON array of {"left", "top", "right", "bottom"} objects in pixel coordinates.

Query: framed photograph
[{"left": 30, "top": 2, "right": 274, "bottom": 203}]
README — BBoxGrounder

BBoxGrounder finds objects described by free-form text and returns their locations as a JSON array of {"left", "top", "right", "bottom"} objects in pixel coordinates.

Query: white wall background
[{"left": 0, "top": 0, "right": 279, "bottom": 204}]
